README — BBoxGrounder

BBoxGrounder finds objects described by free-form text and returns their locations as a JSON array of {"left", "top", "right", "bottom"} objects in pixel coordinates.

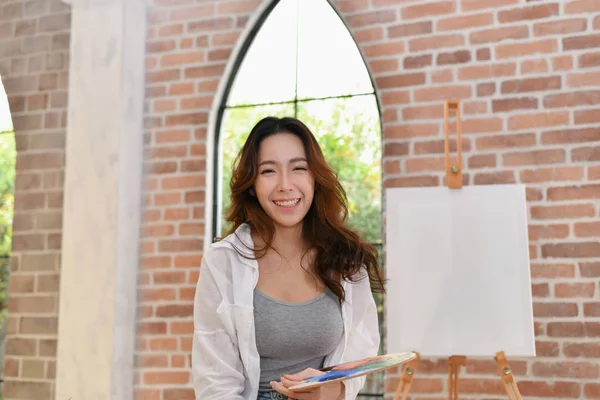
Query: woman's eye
[
  {"left": 294, "top": 166, "right": 308, "bottom": 171},
  {"left": 260, "top": 169, "right": 275, "bottom": 174}
]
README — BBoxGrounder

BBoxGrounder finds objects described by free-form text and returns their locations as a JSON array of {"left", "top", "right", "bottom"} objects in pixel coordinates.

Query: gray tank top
[{"left": 253, "top": 287, "right": 344, "bottom": 391}]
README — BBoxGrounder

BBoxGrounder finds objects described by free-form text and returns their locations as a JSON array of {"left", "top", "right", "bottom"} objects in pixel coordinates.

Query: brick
[
  {"left": 403, "top": 54, "right": 432, "bottom": 69},
  {"left": 534, "top": 18, "right": 587, "bottom": 36},
  {"left": 469, "top": 154, "right": 496, "bottom": 168},
  {"left": 521, "top": 59, "right": 548, "bottom": 74},
  {"left": 409, "top": 34, "right": 464, "bottom": 51},
  {"left": 543, "top": 242, "right": 600, "bottom": 258},
  {"left": 8, "top": 275, "right": 35, "bottom": 293},
  {"left": 402, "top": 105, "right": 444, "bottom": 120},
  {"left": 217, "top": 0, "right": 260, "bottom": 14},
  {"left": 363, "top": 41, "right": 404, "bottom": 57},
  {"left": 405, "top": 157, "right": 444, "bottom": 173},
  {"left": 507, "top": 111, "right": 569, "bottom": 131},
  {"left": 501, "top": 76, "right": 561, "bottom": 94},
  {"left": 542, "top": 127, "right": 600, "bottom": 144},
  {"left": 533, "top": 361, "right": 599, "bottom": 378},
  {"left": 556, "top": 282, "right": 596, "bottom": 298},
  {"left": 384, "top": 175, "right": 439, "bottom": 188},
  {"left": 437, "top": 50, "right": 471, "bottom": 65},
  {"left": 544, "top": 90, "right": 600, "bottom": 108},
  {"left": 462, "top": 117, "right": 503, "bottom": 134},
  {"left": 413, "top": 138, "right": 471, "bottom": 155},
  {"left": 580, "top": 262, "right": 600, "bottom": 277},
  {"left": 384, "top": 123, "right": 439, "bottom": 138},
  {"left": 144, "top": 371, "right": 190, "bottom": 385},
  {"left": 354, "top": 27, "right": 384, "bottom": 44},
  {"left": 496, "top": 39, "right": 557, "bottom": 59},
  {"left": 155, "top": 305, "right": 193, "bottom": 318},
  {"left": 381, "top": 90, "right": 410, "bottom": 105},
  {"left": 474, "top": 171, "right": 516, "bottom": 184},
  {"left": 164, "top": 389, "right": 195, "bottom": 400},
  {"left": 402, "top": 1, "right": 455, "bottom": 19},
  {"left": 531, "top": 263, "right": 575, "bottom": 279},
  {"left": 521, "top": 381, "right": 582, "bottom": 398},
  {"left": 587, "top": 383, "right": 600, "bottom": 398},
  {"left": 528, "top": 224, "right": 570, "bottom": 240},
  {"left": 187, "top": 17, "right": 233, "bottom": 32},
  {"left": 564, "top": 34, "right": 600, "bottom": 51},
  {"left": 20, "top": 317, "right": 58, "bottom": 334},
  {"left": 504, "top": 149, "right": 565, "bottom": 166},
  {"left": 531, "top": 283, "right": 550, "bottom": 298},
  {"left": 536, "top": 341, "right": 560, "bottom": 357},
  {"left": 532, "top": 203, "right": 595, "bottom": 219},
  {"left": 575, "top": 222, "right": 600, "bottom": 237},
  {"left": 565, "top": 0, "right": 600, "bottom": 13},
  {"left": 477, "top": 82, "right": 495, "bottom": 96},
  {"left": 579, "top": 52, "right": 600, "bottom": 68},
  {"left": 476, "top": 133, "right": 536, "bottom": 150},
  {"left": 533, "top": 302, "right": 578, "bottom": 317},
  {"left": 548, "top": 322, "right": 600, "bottom": 338},
  {"left": 4, "top": 382, "right": 52, "bottom": 399},
  {"left": 414, "top": 85, "right": 471, "bottom": 102},
  {"left": 492, "top": 97, "right": 538, "bottom": 112},
  {"left": 458, "top": 63, "right": 516, "bottom": 80},
  {"left": 548, "top": 184, "right": 600, "bottom": 201},
  {"left": 346, "top": 10, "right": 396, "bottom": 28},
  {"left": 584, "top": 303, "right": 600, "bottom": 317},
  {"left": 383, "top": 160, "right": 400, "bottom": 174},
  {"left": 369, "top": 59, "right": 398, "bottom": 73},
  {"left": 463, "top": 100, "right": 487, "bottom": 114},
  {"left": 470, "top": 26, "right": 529, "bottom": 44},
  {"left": 388, "top": 21, "right": 432, "bottom": 38},
  {"left": 498, "top": 4, "right": 559, "bottom": 23},
  {"left": 160, "top": 51, "right": 205, "bottom": 67},
  {"left": 437, "top": 12, "right": 493, "bottom": 31},
  {"left": 575, "top": 108, "right": 600, "bottom": 124},
  {"left": 568, "top": 71, "right": 600, "bottom": 88},
  {"left": 521, "top": 166, "right": 584, "bottom": 183},
  {"left": 462, "top": 0, "right": 519, "bottom": 11},
  {"left": 375, "top": 72, "right": 426, "bottom": 88},
  {"left": 564, "top": 342, "right": 600, "bottom": 357},
  {"left": 476, "top": 48, "right": 491, "bottom": 61}
]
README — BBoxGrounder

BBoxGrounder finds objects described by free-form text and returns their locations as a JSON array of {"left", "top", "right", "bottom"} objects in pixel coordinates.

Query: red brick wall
[
  {"left": 140, "top": 0, "right": 600, "bottom": 399},
  {"left": 0, "top": 0, "right": 70, "bottom": 399}
]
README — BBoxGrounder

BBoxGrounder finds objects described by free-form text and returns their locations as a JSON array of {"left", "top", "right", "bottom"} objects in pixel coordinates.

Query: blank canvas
[{"left": 385, "top": 184, "right": 535, "bottom": 357}]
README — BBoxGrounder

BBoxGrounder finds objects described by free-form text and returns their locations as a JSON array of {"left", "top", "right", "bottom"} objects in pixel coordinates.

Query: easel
[{"left": 392, "top": 100, "right": 523, "bottom": 400}]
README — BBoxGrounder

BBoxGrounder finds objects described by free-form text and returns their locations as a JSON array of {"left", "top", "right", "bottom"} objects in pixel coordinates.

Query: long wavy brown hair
[{"left": 223, "top": 116, "right": 385, "bottom": 301}]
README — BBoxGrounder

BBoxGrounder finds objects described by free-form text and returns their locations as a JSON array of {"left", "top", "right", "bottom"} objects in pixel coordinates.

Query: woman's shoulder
[{"left": 203, "top": 223, "right": 255, "bottom": 268}]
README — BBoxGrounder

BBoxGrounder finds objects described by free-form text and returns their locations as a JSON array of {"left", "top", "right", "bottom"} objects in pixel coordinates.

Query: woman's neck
[{"left": 271, "top": 224, "right": 306, "bottom": 257}]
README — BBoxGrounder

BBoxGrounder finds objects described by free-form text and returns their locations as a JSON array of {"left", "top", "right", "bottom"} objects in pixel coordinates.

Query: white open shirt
[{"left": 192, "top": 223, "right": 381, "bottom": 399}]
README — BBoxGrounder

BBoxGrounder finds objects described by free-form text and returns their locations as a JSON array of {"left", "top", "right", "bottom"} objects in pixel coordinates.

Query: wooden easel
[{"left": 393, "top": 100, "right": 523, "bottom": 400}]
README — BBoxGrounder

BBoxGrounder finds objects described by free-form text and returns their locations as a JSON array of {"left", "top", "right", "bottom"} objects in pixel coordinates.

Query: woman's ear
[{"left": 249, "top": 187, "right": 256, "bottom": 197}]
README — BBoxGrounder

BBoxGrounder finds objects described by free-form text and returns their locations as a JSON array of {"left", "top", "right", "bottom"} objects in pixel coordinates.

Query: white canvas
[{"left": 385, "top": 184, "right": 535, "bottom": 357}]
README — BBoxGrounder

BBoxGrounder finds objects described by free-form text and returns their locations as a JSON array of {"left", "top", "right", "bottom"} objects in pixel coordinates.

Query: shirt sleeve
[
  {"left": 192, "top": 252, "right": 246, "bottom": 400},
  {"left": 341, "top": 272, "right": 381, "bottom": 400}
]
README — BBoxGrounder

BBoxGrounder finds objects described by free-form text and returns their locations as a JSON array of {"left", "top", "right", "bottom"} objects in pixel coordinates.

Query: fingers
[{"left": 270, "top": 380, "right": 304, "bottom": 399}]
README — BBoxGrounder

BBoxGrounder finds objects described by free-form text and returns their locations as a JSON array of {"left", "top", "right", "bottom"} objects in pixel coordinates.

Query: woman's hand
[{"left": 270, "top": 368, "right": 345, "bottom": 400}]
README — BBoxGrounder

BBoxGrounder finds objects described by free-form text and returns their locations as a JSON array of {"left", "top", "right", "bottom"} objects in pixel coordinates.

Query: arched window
[{"left": 213, "top": 0, "right": 384, "bottom": 394}]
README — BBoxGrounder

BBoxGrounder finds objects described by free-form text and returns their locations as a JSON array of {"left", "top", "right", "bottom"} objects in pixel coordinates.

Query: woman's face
[{"left": 254, "top": 132, "right": 315, "bottom": 232}]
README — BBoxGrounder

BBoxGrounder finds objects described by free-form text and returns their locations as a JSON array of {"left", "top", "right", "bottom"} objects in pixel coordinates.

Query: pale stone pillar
[{"left": 55, "top": 0, "right": 148, "bottom": 399}]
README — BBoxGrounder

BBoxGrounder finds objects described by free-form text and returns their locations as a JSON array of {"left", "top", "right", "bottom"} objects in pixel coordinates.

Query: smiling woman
[{"left": 192, "top": 116, "right": 385, "bottom": 400}]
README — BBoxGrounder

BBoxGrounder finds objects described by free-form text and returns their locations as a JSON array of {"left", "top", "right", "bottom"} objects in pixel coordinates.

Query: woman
[{"left": 192, "top": 117, "right": 384, "bottom": 399}]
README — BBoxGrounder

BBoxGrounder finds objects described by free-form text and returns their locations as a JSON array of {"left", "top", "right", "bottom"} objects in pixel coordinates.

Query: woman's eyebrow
[{"left": 258, "top": 157, "right": 307, "bottom": 167}]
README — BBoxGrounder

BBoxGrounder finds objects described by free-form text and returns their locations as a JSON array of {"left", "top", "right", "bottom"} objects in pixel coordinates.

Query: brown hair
[{"left": 223, "top": 116, "right": 384, "bottom": 301}]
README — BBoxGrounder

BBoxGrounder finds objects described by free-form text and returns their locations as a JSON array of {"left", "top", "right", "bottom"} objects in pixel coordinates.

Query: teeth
[{"left": 274, "top": 199, "right": 300, "bottom": 207}]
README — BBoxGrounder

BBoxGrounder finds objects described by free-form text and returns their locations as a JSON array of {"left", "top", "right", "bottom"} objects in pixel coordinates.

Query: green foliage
[{"left": 0, "top": 132, "right": 15, "bottom": 326}]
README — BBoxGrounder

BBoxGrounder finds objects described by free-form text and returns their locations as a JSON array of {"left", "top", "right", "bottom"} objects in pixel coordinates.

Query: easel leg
[
  {"left": 494, "top": 351, "right": 523, "bottom": 400},
  {"left": 447, "top": 356, "right": 466, "bottom": 400},
  {"left": 393, "top": 353, "right": 420, "bottom": 400}
]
